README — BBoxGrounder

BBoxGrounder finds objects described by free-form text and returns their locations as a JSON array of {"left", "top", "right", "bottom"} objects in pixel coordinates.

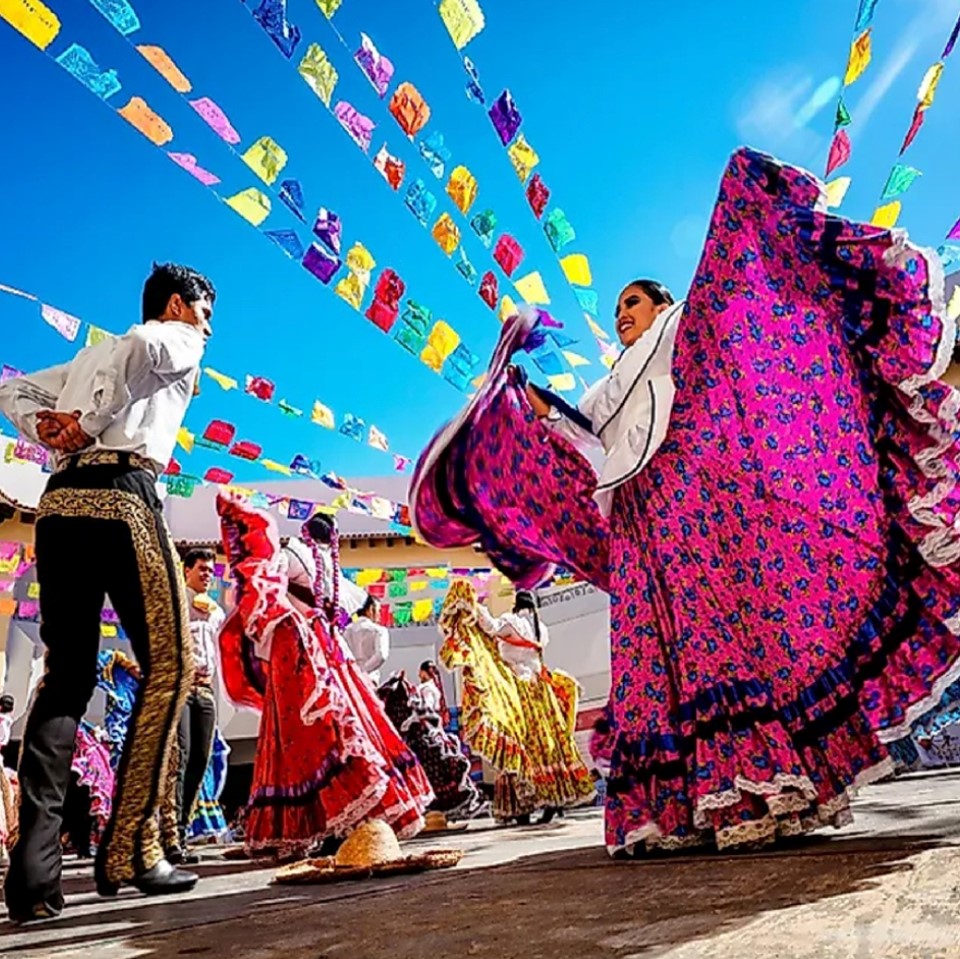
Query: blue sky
[{"left": 2, "top": 0, "right": 959, "bottom": 494}]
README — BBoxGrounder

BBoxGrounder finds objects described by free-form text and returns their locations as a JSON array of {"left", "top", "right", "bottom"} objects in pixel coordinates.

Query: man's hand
[{"left": 35, "top": 410, "right": 93, "bottom": 453}]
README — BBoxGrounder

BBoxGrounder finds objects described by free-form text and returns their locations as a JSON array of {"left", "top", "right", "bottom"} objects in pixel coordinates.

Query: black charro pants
[
  {"left": 159, "top": 686, "right": 216, "bottom": 850},
  {"left": 4, "top": 460, "right": 193, "bottom": 910}
]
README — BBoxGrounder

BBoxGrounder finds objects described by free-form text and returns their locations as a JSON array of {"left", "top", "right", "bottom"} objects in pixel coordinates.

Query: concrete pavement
[{"left": 3, "top": 770, "right": 960, "bottom": 958}]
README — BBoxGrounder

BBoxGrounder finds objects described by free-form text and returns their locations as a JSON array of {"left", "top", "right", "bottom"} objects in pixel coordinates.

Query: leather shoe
[
  {"left": 7, "top": 900, "right": 62, "bottom": 925},
  {"left": 130, "top": 860, "right": 199, "bottom": 896}
]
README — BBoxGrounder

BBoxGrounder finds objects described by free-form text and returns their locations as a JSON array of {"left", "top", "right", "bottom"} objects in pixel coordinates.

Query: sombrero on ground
[{"left": 274, "top": 820, "right": 463, "bottom": 884}]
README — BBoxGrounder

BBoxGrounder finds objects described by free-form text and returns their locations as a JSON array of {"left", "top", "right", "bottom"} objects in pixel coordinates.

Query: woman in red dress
[{"left": 217, "top": 495, "right": 433, "bottom": 858}]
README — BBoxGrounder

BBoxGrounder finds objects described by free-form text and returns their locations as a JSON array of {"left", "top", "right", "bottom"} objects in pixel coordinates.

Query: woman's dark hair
[
  {"left": 622, "top": 278, "right": 674, "bottom": 307},
  {"left": 360, "top": 595, "right": 378, "bottom": 617},
  {"left": 305, "top": 512, "right": 335, "bottom": 545},
  {"left": 142, "top": 262, "right": 216, "bottom": 322},
  {"left": 513, "top": 590, "right": 542, "bottom": 645},
  {"left": 419, "top": 660, "right": 436, "bottom": 674},
  {"left": 0, "top": 694, "right": 13, "bottom": 713},
  {"left": 183, "top": 547, "right": 215, "bottom": 570}
]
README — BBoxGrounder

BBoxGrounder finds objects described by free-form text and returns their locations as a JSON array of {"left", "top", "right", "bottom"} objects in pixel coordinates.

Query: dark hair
[
  {"left": 0, "top": 694, "right": 13, "bottom": 713},
  {"left": 142, "top": 262, "right": 216, "bottom": 322},
  {"left": 419, "top": 660, "right": 436, "bottom": 674},
  {"left": 360, "top": 595, "right": 378, "bottom": 617},
  {"left": 184, "top": 547, "right": 215, "bottom": 570},
  {"left": 305, "top": 512, "right": 335, "bottom": 545},
  {"left": 513, "top": 590, "right": 541, "bottom": 645},
  {"left": 621, "top": 278, "right": 674, "bottom": 308}
]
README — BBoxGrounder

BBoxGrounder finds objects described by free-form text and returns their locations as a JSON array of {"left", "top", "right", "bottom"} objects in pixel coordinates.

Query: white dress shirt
[
  {"left": 476, "top": 606, "right": 548, "bottom": 682},
  {"left": 342, "top": 616, "right": 390, "bottom": 683},
  {"left": 0, "top": 320, "right": 205, "bottom": 473},
  {"left": 417, "top": 680, "right": 442, "bottom": 713},
  {"left": 187, "top": 587, "right": 225, "bottom": 687},
  {"left": 548, "top": 301, "right": 684, "bottom": 516}
]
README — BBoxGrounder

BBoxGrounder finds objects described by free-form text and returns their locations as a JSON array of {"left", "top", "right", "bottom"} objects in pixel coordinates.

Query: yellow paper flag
[
  {"left": 514, "top": 271, "right": 551, "bottom": 305},
  {"left": 421, "top": 321, "right": 461, "bottom": 372},
  {"left": 409, "top": 580, "right": 429, "bottom": 592},
  {"left": 311, "top": 400, "right": 335, "bottom": 429},
  {"left": 560, "top": 254, "right": 592, "bottom": 286},
  {"left": 335, "top": 272, "right": 367, "bottom": 310},
  {"left": 315, "top": 0, "right": 342, "bottom": 17},
  {"left": 119, "top": 97, "right": 174, "bottom": 146},
  {"left": 438, "top": 0, "right": 485, "bottom": 50},
  {"left": 547, "top": 373, "right": 577, "bottom": 392},
  {"left": 204, "top": 367, "right": 238, "bottom": 390},
  {"left": 177, "top": 427, "right": 195, "bottom": 454},
  {"left": 918, "top": 61, "right": 944, "bottom": 110},
  {"left": 824, "top": 176, "right": 851, "bottom": 209},
  {"left": 356, "top": 568, "right": 384, "bottom": 588},
  {"left": 261, "top": 459, "right": 292, "bottom": 476},
  {"left": 507, "top": 134, "right": 540, "bottom": 182},
  {"left": 870, "top": 201, "right": 901, "bottom": 229},
  {"left": 562, "top": 350, "right": 591, "bottom": 368},
  {"left": 101, "top": 623, "right": 118, "bottom": 638},
  {"left": 225, "top": 188, "right": 271, "bottom": 227},
  {"left": 586, "top": 316, "right": 610, "bottom": 340},
  {"left": 601, "top": 354, "right": 616, "bottom": 370},
  {"left": 298, "top": 43, "right": 338, "bottom": 106},
  {"left": 27, "top": 582, "right": 40, "bottom": 599},
  {"left": 241, "top": 136, "right": 288, "bottom": 186},
  {"left": 431, "top": 213, "right": 461, "bottom": 255},
  {"left": 136, "top": 45, "right": 192, "bottom": 92},
  {"left": 0, "top": 0, "right": 61, "bottom": 50},
  {"left": 499, "top": 294, "right": 518, "bottom": 322},
  {"left": 948, "top": 286, "right": 960, "bottom": 322},
  {"left": 345, "top": 242, "right": 376, "bottom": 274},
  {"left": 844, "top": 29, "right": 872, "bottom": 86},
  {"left": 446, "top": 165, "right": 478, "bottom": 214},
  {"left": 412, "top": 598, "right": 434, "bottom": 622}
]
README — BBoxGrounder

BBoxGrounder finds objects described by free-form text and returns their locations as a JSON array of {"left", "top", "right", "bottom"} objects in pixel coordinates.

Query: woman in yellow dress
[{"left": 438, "top": 582, "right": 593, "bottom": 823}]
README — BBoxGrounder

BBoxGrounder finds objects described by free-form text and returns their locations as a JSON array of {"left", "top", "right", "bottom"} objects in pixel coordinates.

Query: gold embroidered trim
[
  {"left": 37, "top": 487, "right": 192, "bottom": 884},
  {"left": 54, "top": 450, "right": 158, "bottom": 475}
]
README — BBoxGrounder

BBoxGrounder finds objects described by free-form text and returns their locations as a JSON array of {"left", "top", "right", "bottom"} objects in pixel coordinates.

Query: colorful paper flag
[
  {"left": 241, "top": 135, "right": 288, "bottom": 185},
  {"left": 507, "top": 134, "right": 540, "bottom": 182},
  {"left": 311, "top": 400, "right": 336, "bottom": 429},
  {"left": 0, "top": 0, "right": 62, "bottom": 50},
  {"left": 176, "top": 427, "right": 195, "bottom": 454},
  {"left": 844, "top": 29, "right": 872, "bottom": 86},
  {"left": 826, "top": 129, "right": 852, "bottom": 176},
  {"left": 369, "top": 425, "right": 389, "bottom": 451},
  {"left": 40, "top": 303, "right": 81, "bottom": 341},
  {"left": 225, "top": 188, "right": 271, "bottom": 227},
  {"left": 190, "top": 97, "right": 241, "bottom": 144},
  {"left": 204, "top": 368, "right": 238, "bottom": 390},
  {"left": 900, "top": 106, "right": 924, "bottom": 154},
  {"left": 560, "top": 254, "right": 592, "bottom": 287},
  {"left": 298, "top": 42, "right": 338, "bottom": 106},
  {"left": 515, "top": 271, "right": 550, "bottom": 305},
  {"left": 136, "top": 44, "right": 191, "bottom": 92},
  {"left": 438, "top": 0, "right": 485, "bottom": 50},
  {"left": 168, "top": 152, "right": 220, "bottom": 187},
  {"left": 880, "top": 164, "right": 921, "bottom": 200},
  {"left": 823, "top": 177, "right": 851, "bottom": 209},
  {"left": 870, "top": 201, "right": 901, "bottom": 229},
  {"left": 119, "top": 96, "right": 173, "bottom": 146},
  {"left": 918, "top": 62, "right": 945, "bottom": 110}
]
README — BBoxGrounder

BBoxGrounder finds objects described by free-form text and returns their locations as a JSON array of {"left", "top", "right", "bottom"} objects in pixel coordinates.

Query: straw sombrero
[
  {"left": 420, "top": 811, "right": 469, "bottom": 834},
  {"left": 274, "top": 820, "right": 463, "bottom": 884}
]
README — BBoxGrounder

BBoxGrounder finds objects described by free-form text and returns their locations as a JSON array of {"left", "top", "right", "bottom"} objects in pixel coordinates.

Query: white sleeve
[
  {"left": 474, "top": 604, "right": 502, "bottom": 636},
  {"left": 545, "top": 378, "right": 604, "bottom": 451},
  {"left": 0, "top": 362, "right": 73, "bottom": 441},
  {"left": 79, "top": 326, "right": 204, "bottom": 437},
  {"left": 363, "top": 625, "right": 389, "bottom": 673}
]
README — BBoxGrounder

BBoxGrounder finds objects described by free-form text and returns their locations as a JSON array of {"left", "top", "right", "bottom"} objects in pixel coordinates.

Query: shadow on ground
[{"left": 2, "top": 832, "right": 952, "bottom": 959}]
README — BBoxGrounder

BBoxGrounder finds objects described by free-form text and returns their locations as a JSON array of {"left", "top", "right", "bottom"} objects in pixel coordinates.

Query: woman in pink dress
[
  {"left": 412, "top": 148, "right": 960, "bottom": 854},
  {"left": 217, "top": 496, "right": 433, "bottom": 858}
]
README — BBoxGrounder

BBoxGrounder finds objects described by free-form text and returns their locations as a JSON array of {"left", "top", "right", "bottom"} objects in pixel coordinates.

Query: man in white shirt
[
  {"left": 0, "top": 263, "right": 214, "bottom": 922},
  {"left": 342, "top": 597, "right": 390, "bottom": 685},
  {"left": 160, "top": 548, "right": 224, "bottom": 865}
]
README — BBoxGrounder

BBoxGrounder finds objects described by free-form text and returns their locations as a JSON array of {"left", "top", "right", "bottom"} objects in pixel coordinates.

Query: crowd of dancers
[{"left": 2, "top": 144, "right": 960, "bottom": 922}]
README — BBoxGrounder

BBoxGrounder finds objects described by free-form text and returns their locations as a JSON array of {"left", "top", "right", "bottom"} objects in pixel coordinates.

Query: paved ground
[{"left": 4, "top": 770, "right": 960, "bottom": 958}]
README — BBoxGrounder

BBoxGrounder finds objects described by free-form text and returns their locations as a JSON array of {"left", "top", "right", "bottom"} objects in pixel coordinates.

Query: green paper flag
[
  {"left": 880, "top": 164, "right": 922, "bottom": 201},
  {"left": 835, "top": 100, "right": 852, "bottom": 128}
]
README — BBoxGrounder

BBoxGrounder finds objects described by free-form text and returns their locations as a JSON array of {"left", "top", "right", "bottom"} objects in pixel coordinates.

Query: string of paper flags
[
  {"left": 430, "top": 0, "right": 618, "bottom": 371},
  {"left": 0, "top": 0, "right": 490, "bottom": 396},
  {"left": 233, "top": 0, "right": 590, "bottom": 391}
]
